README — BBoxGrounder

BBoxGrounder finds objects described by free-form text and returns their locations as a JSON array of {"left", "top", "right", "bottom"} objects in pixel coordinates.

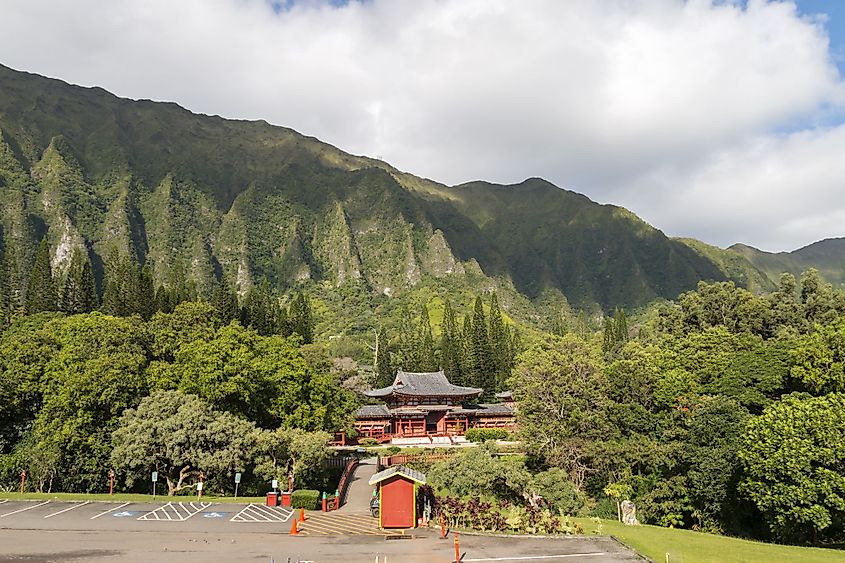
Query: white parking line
[
  {"left": 0, "top": 500, "right": 8, "bottom": 505},
  {"left": 464, "top": 554, "right": 608, "bottom": 562},
  {"left": 230, "top": 504, "right": 293, "bottom": 523},
  {"left": 0, "top": 500, "right": 50, "bottom": 518},
  {"left": 90, "top": 502, "right": 130, "bottom": 520},
  {"left": 138, "top": 502, "right": 211, "bottom": 521},
  {"left": 44, "top": 501, "right": 90, "bottom": 519}
]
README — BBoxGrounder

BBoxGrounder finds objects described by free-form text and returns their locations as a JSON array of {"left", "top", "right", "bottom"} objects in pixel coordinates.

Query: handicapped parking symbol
[
  {"left": 203, "top": 512, "right": 228, "bottom": 518},
  {"left": 113, "top": 511, "right": 138, "bottom": 518}
]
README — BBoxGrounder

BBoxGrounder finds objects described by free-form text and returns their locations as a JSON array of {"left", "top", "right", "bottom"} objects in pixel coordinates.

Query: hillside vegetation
[
  {"left": 731, "top": 239, "right": 845, "bottom": 288},
  {"left": 0, "top": 62, "right": 739, "bottom": 318}
]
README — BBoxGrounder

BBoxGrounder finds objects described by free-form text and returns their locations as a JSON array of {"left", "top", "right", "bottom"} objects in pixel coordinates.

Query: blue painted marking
[
  {"left": 203, "top": 512, "right": 228, "bottom": 518},
  {"left": 113, "top": 511, "right": 139, "bottom": 517}
]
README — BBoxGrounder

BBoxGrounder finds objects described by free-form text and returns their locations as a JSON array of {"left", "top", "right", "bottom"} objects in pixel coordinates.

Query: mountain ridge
[
  {"left": 729, "top": 238, "right": 845, "bottom": 287},
  {"left": 0, "top": 61, "right": 829, "bottom": 315}
]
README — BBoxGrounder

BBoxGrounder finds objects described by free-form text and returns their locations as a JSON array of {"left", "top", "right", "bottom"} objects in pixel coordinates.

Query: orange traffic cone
[
  {"left": 290, "top": 518, "right": 299, "bottom": 535},
  {"left": 299, "top": 507, "right": 305, "bottom": 522}
]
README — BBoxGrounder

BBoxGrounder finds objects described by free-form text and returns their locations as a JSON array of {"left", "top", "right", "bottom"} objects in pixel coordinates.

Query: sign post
[
  {"left": 152, "top": 471, "right": 158, "bottom": 500},
  {"left": 20, "top": 470, "right": 26, "bottom": 495},
  {"left": 108, "top": 469, "right": 115, "bottom": 496},
  {"left": 271, "top": 479, "right": 278, "bottom": 493},
  {"left": 198, "top": 471, "right": 205, "bottom": 499},
  {"left": 234, "top": 472, "right": 241, "bottom": 500}
]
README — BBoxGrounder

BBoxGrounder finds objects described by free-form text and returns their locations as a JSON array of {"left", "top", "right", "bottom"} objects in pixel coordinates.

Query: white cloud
[
  {"left": 0, "top": 0, "right": 843, "bottom": 251},
  {"left": 628, "top": 124, "right": 845, "bottom": 250}
]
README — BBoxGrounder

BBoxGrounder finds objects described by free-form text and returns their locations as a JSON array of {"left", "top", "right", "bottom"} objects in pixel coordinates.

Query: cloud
[
  {"left": 628, "top": 124, "right": 845, "bottom": 250},
  {"left": 0, "top": 0, "right": 843, "bottom": 251}
]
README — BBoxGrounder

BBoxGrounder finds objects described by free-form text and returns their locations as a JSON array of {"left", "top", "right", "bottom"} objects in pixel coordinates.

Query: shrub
[
  {"left": 358, "top": 437, "right": 377, "bottom": 447},
  {"left": 428, "top": 446, "right": 530, "bottom": 502},
  {"left": 465, "top": 428, "right": 509, "bottom": 442},
  {"left": 291, "top": 489, "right": 321, "bottom": 509},
  {"left": 530, "top": 468, "right": 586, "bottom": 515},
  {"left": 587, "top": 496, "right": 619, "bottom": 520},
  {"left": 436, "top": 495, "right": 584, "bottom": 535}
]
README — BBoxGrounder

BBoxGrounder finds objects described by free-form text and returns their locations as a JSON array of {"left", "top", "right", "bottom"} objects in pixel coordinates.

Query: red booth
[{"left": 368, "top": 465, "right": 426, "bottom": 529}]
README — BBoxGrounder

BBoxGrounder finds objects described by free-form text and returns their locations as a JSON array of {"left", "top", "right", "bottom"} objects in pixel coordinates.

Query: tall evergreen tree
[
  {"left": 461, "top": 313, "right": 474, "bottom": 383},
  {"left": 551, "top": 308, "right": 569, "bottom": 337},
  {"left": 602, "top": 308, "right": 629, "bottom": 357},
  {"left": 154, "top": 284, "right": 176, "bottom": 314},
  {"left": 602, "top": 315, "right": 616, "bottom": 355},
  {"left": 168, "top": 262, "right": 186, "bottom": 305},
  {"left": 137, "top": 262, "right": 156, "bottom": 320},
  {"left": 469, "top": 296, "right": 493, "bottom": 393},
  {"left": 614, "top": 307, "right": 629, "bottom": 346},
  {"left": 488, "top": 292, "right": 510, "bottom": 391},
  {"left": 398, "top": 306, "right": 418, "bottom": 370},
  {"left": 508, "top": 327, "right": 522, "bottom": 372},
  {"left": 25, "top": 237, "right": 57, "bottom": 314},
  {"left": 0, "top": 241, "right": 24, "bottom": 324},
  {"left": 276, "top": 304, "right": 291, "bottom": 337},
  {"left": 240, "top": 286, "right": 261, "bottom": 333},
  {"left": 374, "top": 327, "right": 394, "bottom": 388},
  {"left": 160, "top": 260, "right": 196, "bottom": 311},
  {"left": 576, "top": 310, "right": 589, "bottom": 340},
  {"left": 417, "top": 304, "right": 437, "bottom": 372},
  {"left": 440, "top": 299, "right": 464, "bottom": 385},
  {"left": 289, "top": 291, "right": 314, "bottom": 344},
  {"left": 0, "top": 244, "right": 10, "bottom": 327},
  {"left": 59, "top": 248, "right": 87, "bottom": 314},
  {"left": 212, "top": 273, "right": 240, "bottom": 324},
  {"left": 243, "top": 279, "right": 275, "bottom": 336},
  {"left": 101, "top": 253, "right": 139, "bottom": 316},
  {"left": 78, "top": 254, "right": 98, "bottom": 313}
]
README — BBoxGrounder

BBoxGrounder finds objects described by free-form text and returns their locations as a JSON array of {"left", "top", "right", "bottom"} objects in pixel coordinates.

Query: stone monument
[{"left": 621, "top": 500, "right": 639, "bottom": 525}]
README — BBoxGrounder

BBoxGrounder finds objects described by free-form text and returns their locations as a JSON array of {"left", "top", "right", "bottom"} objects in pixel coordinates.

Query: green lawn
[
  {"left": 573, "top": 518, "right": 845, "bottom": 563},
  {"left": 0, "top": 492, "right": 265, "bottom": 503}
]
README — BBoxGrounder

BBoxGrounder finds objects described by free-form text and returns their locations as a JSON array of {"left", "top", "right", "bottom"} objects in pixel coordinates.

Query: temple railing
[{"left": 378, "top": 452, "right": 452, "bottom": 469}]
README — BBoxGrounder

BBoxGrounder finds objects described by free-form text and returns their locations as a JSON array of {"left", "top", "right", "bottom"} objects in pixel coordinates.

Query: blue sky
[
  {"left": 1, "top": 0, "right": 844, "bottom": 252},
  {"left": 797, "top": 1, "right": 845, "bottom": 71}
]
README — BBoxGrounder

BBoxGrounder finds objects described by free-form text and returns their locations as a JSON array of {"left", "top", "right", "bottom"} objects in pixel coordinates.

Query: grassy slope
[{"left": 575, "top": 518, "right": 845, "bottom": 563}]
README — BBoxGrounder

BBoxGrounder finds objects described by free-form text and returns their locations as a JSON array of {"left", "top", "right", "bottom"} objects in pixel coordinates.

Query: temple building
[{"left": 354, "top": 370, "right": 516, "bottom": 442}]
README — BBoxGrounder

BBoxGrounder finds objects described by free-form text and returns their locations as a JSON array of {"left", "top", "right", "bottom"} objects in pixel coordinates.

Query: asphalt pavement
[{"left": 0, "top": 499, "right": 642, "bottom": 562}]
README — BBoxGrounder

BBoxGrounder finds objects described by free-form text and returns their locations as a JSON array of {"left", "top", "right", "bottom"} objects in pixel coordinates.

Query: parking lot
[
  {"left": 0, "top": 499, "right": 642, "bottom": 562},
  {"left": 0, "top": 499, "right": 299, "bottom": 533}
]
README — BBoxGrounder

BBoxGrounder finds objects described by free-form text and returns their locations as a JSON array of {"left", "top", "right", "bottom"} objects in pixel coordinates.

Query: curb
[{"left": 609, "top": 535, "right": 652, "bottom": 562}]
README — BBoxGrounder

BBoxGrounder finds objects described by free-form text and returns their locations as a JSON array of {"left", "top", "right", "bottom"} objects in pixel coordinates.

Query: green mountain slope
[
  {"left": 730, "top": 239, "right": 845, "bottom": 288},
  {"left": 0, "top": 63, "right": 739, "bottom": 312},
  {"left": 676, "top": 238, "right": 774, "bottom": 293},
  {"left": 447, "top": 179, "right": 728, "bottom": 306}
]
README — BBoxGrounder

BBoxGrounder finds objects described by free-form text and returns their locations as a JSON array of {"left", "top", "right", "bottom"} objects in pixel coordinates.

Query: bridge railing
[{"left": 324, "top": 457, "right": 359, "bottom": 512}]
